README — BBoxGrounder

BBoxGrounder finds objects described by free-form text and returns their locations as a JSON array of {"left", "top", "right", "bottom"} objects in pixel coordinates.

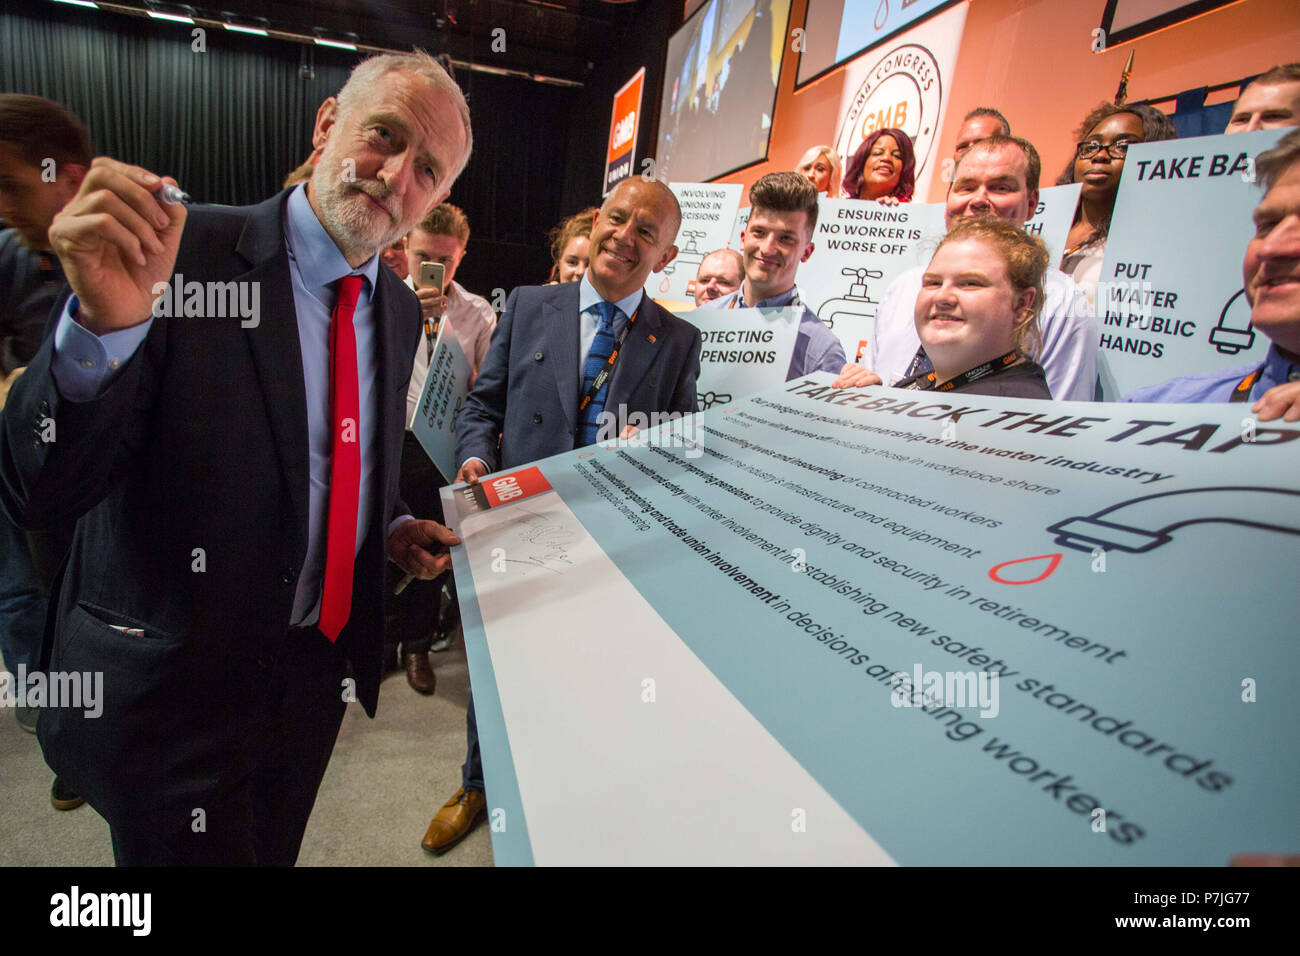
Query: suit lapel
[
  {"left": 609, "top": 292, "right": 665, "bottom": 404},
  {"left": 546, "top": 284, "right": 581, "bottom": 433},
  {"left": 235, "top": 192, "right": 310, "bottom": 556}
]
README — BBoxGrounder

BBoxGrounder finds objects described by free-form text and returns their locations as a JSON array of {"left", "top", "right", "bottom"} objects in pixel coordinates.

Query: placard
[
  {"left": 647, "top": 181, "right": 743, "bottom": 304},
  {"left": 794, "top": 197, "right": 945, "bottom": 363},
  {"left": 679, "top": 305, "right": 801, "bottom": 409},
  {"left": 411, "top": 329, "right": 472, "bottom": 480},
  {"left": 726, "top": 186, "right": 1080, "bottom": 364},
  {"left": 1097, "top": 130, "right": 1285, "bottom": 399}
]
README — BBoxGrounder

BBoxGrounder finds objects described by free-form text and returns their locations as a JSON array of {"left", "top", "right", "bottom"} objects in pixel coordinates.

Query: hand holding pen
[{"left": 47, "top": 157, "right": 189, "bottom": 336}]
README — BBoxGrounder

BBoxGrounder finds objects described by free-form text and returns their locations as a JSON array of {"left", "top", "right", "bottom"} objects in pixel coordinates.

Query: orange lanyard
[{"left": 576, "top": 306, "right": 639, "bottom": 413}]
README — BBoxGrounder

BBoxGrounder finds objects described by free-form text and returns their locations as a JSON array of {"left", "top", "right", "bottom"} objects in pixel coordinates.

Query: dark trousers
[
  {"left": 0, "top": 514, "right": 43, "bottom": 682},
  {"left": 462, "top": 693, "right": 484, "bottom": 792},
  {"left": 109, "top": 627, "right": 348, "bottom": 866},
  {"left": 385, "top": 432, "right": 450, "bottom": 656}
]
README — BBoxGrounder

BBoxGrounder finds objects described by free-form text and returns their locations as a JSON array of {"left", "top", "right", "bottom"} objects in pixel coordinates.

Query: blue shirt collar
[
  {"left": 737, "top": 284, "right": 800, "bottom": 309},
  {"left": 1262, "top": 343, "right": 1300, "bottom": 391},
  {"left": 285, "top": 183, "right": 380, "bottom": 298},
  {"left": 579, "top": 272, "right": 644, "bottom": 320}
]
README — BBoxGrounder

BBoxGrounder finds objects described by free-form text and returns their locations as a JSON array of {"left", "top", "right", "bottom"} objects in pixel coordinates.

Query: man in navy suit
[
  {"left": 421, "top": 177, "right": 702, "bottom": 853},
  {"left": 1, "top": 52, "right": 469, "bottom": 865}
]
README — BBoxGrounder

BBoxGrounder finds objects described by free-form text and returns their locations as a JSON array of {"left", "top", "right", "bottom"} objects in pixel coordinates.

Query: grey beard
[{"left": 315, "top": 181, "right": 402, "bottom": 264}]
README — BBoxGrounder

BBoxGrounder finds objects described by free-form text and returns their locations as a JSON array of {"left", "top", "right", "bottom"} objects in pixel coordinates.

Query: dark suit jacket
[
  {"left": 0, "top": 190, "right": 421, "bottom": 828},
  {"left": 456, "top": 282, "right": 702, "bottom": 472}
]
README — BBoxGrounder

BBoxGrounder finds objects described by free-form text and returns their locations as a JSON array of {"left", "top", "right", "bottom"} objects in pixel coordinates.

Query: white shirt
[
  {"left": 404, "top": 276, "right": 497, "bottom": 426},
  {"left": 866, "top": 265, "right": 1098, "bottom": 402},
  {"left": 1060, "top": 238, "right": 1106, "bottom": 312}
]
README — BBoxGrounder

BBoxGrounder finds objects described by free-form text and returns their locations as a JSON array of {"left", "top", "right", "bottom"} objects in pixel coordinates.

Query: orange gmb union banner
[{"left": 604, "top": 67, "right": 645, "bottom": 196}]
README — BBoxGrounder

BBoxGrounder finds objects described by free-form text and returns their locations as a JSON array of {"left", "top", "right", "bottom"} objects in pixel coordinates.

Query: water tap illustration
[
  {"left": 661, "top": 229, "right": 707, "bottom": 277},
  {"left": 1208, "top": 289, "right": 1256, "bottom": 355},
  {"left": 818, "top": 267, "right": 884, "bottom": 330},
  {"left": 1046, "top": 486, "right": 1300, "bottom": 554}
]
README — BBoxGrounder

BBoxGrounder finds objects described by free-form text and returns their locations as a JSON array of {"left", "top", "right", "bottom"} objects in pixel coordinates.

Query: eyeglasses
[{"left": 1075, "top": 139, "right": 1142, "bottom": 159}]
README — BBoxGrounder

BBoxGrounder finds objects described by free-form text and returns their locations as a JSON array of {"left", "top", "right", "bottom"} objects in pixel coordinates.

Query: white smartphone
[{"left": 418, "top": 261, "right": 445, "bottom": 292}]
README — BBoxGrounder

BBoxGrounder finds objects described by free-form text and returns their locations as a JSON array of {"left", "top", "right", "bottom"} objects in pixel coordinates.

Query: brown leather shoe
[
  {"left": 421, "top": 787, "right": 486, "bottom": 854},
  {"left": 50, "top": 776, "right": 85, "bottom": 811},
  {"left": 404, "top": 651, "right": 436, "bottom": 695}
]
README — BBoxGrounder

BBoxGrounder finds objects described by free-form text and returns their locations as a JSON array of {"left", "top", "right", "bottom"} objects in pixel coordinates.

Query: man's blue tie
[{"left": 578, "top": 300, "right": 618, "bottom": 446}]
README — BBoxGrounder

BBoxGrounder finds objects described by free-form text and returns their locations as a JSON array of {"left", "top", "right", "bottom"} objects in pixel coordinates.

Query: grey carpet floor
[{"left": 0, "top": 634, "right": 493, "bottom": 867}]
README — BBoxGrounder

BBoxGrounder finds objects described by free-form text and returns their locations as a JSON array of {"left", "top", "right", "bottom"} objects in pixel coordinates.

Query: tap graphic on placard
[
  {"left": 697, "top": 390, "right": 733, "bottom": 410},
  {"left": 1208, "top": 288, "right": 1256, "bottom": 355},
  {"left": 818, "top": 267, "right": 883, "bottom": 330},
  {"left": 661, "top": 230, "right": 707, "bottom": 277},
  {"left": 1046, "top": 487, "right": 1300, "bottom": 554}
]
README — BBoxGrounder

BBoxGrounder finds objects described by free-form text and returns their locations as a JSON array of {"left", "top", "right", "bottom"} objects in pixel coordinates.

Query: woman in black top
[{"left": 896, "top": 216, "right": 1053, "bottom": 399}]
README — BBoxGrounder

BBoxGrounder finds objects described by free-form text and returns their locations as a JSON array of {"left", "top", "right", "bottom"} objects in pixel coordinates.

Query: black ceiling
[{"left": 167, "top": 0, "right": 654, "bottom": 83}]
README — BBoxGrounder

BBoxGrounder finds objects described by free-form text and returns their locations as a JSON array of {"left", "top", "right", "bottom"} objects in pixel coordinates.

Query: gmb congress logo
[{"left": 834, "top": 42, "right": 943, "bottom": 189}]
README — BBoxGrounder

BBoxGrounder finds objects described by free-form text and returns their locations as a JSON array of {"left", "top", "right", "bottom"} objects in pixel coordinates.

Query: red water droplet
[
  {"left": 658, "top": 275, "right": 670, "bottom": 293},
  {"left": 874, "top": 0, "right": 889, "bottom": 30},
  {"left": 987, "top": 553, "right": 1062, "bottom": 586}
]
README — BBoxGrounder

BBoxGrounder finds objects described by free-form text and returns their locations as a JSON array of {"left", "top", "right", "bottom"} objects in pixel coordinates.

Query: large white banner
[{"left": 444, "top": 376, "right": 1300, "bottom": 865}]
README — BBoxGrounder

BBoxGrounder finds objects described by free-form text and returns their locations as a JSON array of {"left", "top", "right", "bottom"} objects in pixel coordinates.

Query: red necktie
[{"left": 318, "top": 274, "right": 364, "bottom": 642}]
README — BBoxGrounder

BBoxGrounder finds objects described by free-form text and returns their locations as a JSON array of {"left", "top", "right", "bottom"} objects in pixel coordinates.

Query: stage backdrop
[
  {"left": 0, "top": 5, "right": 577, "bottom": 298},
  {"left": 832, "top": 2, "right": 968, "bottom": 206}
]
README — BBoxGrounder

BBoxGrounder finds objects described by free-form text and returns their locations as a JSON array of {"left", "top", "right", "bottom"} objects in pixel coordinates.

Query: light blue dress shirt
[
  {"left": 577, "top": 272, "right": 640, "bottom": 390},
  {"left": 49, "top": 183, "right": 389, "bottom": 627},
  {"left": 1122, "top": 344, "right": 1300, "bottom": 404}
]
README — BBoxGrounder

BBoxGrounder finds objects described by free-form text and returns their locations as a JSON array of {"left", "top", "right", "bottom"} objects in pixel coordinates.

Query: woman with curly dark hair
[
  {"left": 1058, "top": 103, "right": 1177, "bottom": 304},
  {"left": 842, "top": 128, "right": 916, "bottom": 204}
]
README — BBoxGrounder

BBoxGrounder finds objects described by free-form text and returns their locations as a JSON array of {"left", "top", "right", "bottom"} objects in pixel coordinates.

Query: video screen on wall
[
  {"left": 655, "top": 0, "right": 791, "bottom": 182},
  {"left": 795, "top": 0, "right": 956, "bottom": 88},
  {"left": 1099, "top": 0, "right": 1236, "bottom": 45}
]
